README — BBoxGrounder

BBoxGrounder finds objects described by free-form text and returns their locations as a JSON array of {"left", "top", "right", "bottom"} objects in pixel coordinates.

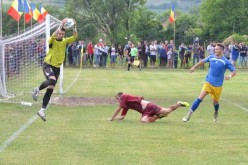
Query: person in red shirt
[
  {"left": 87, "top": 40, "right": 94, "bottom": 66},
  {"left": 110, "top": 92, "right": 189, "bottom": 123}
]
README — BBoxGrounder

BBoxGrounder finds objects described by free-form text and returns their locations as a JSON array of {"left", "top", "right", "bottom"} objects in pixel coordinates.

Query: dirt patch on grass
[
  {"left": 51, "top": 97, "right": 167, "bottom": 107},
  {"left": 51, "top": 97, "right": 116, "bottom": 106}
]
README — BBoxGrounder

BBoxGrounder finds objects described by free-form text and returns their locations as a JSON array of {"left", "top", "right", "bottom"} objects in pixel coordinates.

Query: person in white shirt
[{"left": 149, "top": 41, "right": 157, "bottom": 67}]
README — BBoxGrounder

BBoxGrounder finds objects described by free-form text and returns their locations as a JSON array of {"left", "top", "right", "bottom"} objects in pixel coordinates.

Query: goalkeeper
[
  {"left": 32, "top": 18, "right": 78, "bottom": 121},
  {"left": 110, "top": 92, "right": 189, "bottom": 123}
]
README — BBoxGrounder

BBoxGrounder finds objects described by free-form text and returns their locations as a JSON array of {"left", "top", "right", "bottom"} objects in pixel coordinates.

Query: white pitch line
[
  {"left": 0, "top": 115, "right": 38, "bottom": 152},
  {"left": 221, "top": 98, "right": 248, "bottom": 112},
  {"left": 64, "top": 69, "right": 81, "bottom": 93},
  {"left": 0, "top": 70, "right": 81, "bottom": 153}
]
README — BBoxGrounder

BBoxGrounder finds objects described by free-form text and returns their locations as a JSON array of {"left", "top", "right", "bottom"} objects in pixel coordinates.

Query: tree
[
  {"left": 200, "top": 0, "right": 248, "bottom": 41},
  {"left": 132, "top": 7, "right": 165, "bottom": 42},
  {"left": 64, "top": 0, "right": 146, "bottom": 44}
]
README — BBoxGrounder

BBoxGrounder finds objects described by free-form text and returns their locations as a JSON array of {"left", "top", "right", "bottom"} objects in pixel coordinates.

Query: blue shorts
[{"left": 232, "top": 54, "right": 239, "bottom": 61}]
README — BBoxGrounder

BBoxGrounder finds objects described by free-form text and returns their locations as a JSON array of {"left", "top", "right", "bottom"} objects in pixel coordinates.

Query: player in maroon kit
[{"left": 110, "top": 92, "right": 189, "bottom": 123}]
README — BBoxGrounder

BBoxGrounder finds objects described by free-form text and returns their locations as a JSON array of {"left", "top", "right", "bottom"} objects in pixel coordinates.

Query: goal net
[{"left": 0, "top": 15, "right": 62, "bottom": 105}]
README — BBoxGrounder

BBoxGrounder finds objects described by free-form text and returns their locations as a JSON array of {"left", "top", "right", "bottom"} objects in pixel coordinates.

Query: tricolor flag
[
  {"left": 38, "top": 5, "right": 48, "bottom": 23},
  {"left": 168, "top": 6, "right": 176, "bottom": 23},
  {"left": 31, "top": 3, "right": 40, "bottom": 21},
  {"left": 7, "top": 0, "right": 23, "bottom": 21},
  {"left": 23, "top": 0, "right": 32, "bottom": 23}
]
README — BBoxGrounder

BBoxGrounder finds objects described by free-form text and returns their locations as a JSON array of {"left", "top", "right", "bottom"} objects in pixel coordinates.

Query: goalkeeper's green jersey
[{"left": 44, "top": 33, "right": 78, "bottom": 68}]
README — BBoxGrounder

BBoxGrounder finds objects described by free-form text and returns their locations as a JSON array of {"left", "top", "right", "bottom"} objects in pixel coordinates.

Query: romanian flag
[
  {"left": 38, "top": 5, "right": 48, "bottom": 23},
  {"left": 24, "top": 0, "right": 32, "bottom": 23},
  {"left": 31, "top": 3, "right": 40, "bottom": 21},
  {"left": 7, "top": 0, "right": 23, "bottom": 21},
  {"left": 168, "top": 6, "right": 176, "bottom": 23}
]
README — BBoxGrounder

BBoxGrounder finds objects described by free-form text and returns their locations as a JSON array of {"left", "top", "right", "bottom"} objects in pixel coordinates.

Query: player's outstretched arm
[
  {"left": 110, "top": 107, "right": 122, "bottom": 121},
  {"left": 189, "top": 60, "right": 205, "bottom": 73},
  {"left": 53, "top": 18, "right": 67, "bottom": 36},
  {"left": 115, "top": 116, "right": 125, "bottom": 120},
  {"left": 72, "top": 19, "right": 78, "bottom": 35}
]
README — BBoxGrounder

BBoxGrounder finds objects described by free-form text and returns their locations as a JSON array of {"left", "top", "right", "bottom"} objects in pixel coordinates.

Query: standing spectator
[
  {"left": 164, "top": 40, "right": 169, "bottom": 66},
  {"left": 94, "top": 42, "right": 101, "bottom": 67},
  {"left": 143, "top": 40, "right": 149, "bottom": 68},
  {"left": 167, "top": 47, "right": 173, "bottom": 69},
  {"left": 239, "top": 42, "right": 247, "bottom": 68},
  {"left": 179, "top": 42, "right": 187, "bottom": 69},
  {"left": 109, "top": 44, "right": 117, "bottom": 68},
  {"left": 98, "top": 39, "right": 105, "bottom": 67},
  {"left": 72, "top": 42, "right": 80, "bottom": 66},
  {"left": 87, "top": 40, "right": 94, "bottom": 67},
  {"left": 149, "top": 41, "right": 157, "bottom": 67},
  {"left": 231, "top": 41, "right": 240, "bottom": 67},
  {"left": 124, "top": 41, "right": 132, "bottom": 66},
  {"left": 67, "top": 44, "right": 73, "bottom": 66},
  {"left": 137, "top": 41, "right": 144, "bottom": 68},
  {"left": 192, "top": 42, "right": 201, "bottom": 66},
  {"left": 199, "top": 46, "right": 205, "bottom": 69},
  {"left": 223, "top": 45, "right": 230, "bottom": 60},
  {"left": 94, "top": 39, "right": 104, "bottom": 67},
  {"left": 117, "top": 44, "right": 124, "bottom": 66},
  {"left": 159, "top": 43, "right": 167, "bottom": 68},
  {"left": 185, "top": 45, "right": 192, "bottom": 69},
  {"left": 207, "top": 41, "right": 215, "bottom": 55},
  {"left": 173, "top": 47, "right": 178, "bottom": 69},
  {"left": 167, "top": 40, "right": 174, "bottom": 51},
  {"left": 228, "top": 41, "right": 234, "bottom": 61},
  {"left": 101, "top": 42, "right": 109, "bottom": 67}
]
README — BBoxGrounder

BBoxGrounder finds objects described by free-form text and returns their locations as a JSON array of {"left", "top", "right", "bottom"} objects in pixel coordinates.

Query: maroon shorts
[{"left": 142, "top": 103, "right": 161, "bottom": 117}]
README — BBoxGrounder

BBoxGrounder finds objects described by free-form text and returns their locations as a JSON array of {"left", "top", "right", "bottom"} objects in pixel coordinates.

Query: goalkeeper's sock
[{"left": 42, "top": 88, "right": 54, "bottom": 108}]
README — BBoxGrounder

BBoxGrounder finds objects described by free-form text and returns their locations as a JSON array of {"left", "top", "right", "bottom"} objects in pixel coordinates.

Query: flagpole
[
  {"left": 24, "top": 13, "right": 25, "bottom": 32},
  {"left": 18, "top": 15, "right": 20, "bottom": 35},
  {"left": 173, "top": 22, "right": 175, "bottom": 47},
  {"left": 173, "top": 21, "right": 176, "bottom": 69}
]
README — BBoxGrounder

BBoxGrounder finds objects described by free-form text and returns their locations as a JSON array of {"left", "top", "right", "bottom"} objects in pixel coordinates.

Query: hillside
[
  {"left": 146, "top": 0, "right": 203, "bottom": 13},
  {"left": 3, "top": 0, "right": 202, "bottom": 12}
]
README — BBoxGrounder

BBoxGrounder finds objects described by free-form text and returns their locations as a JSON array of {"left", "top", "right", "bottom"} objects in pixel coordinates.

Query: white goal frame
[{"left": 0, "top": 14, "right": 63, "bottom": 104}]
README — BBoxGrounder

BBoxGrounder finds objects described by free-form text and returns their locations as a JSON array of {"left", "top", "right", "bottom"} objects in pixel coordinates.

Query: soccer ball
[{"left": 63, "top": 18, "right": 75, "bottom": 30}]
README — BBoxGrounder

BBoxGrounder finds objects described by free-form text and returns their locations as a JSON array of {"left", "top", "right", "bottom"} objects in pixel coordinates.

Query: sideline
[
  {"left": 221, "top": 98, "right": 248, "bottom": 112},
  {"left": 0, "top": 70, "right": 81, "bottom": 153}
]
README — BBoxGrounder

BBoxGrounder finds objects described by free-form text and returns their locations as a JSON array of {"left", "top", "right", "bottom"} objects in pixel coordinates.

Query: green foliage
[
  {"left": 223, "top": 34, "right": 248, "bottom": 45},
  {"left": 175, "top": 13, "right": 201, "bottom": 45},
  {"left": 146, "top": 0, "right": 204, "bottom": 13},
  {"left": 133, "top": 7, "right": 165, "bottom": 42},
  {"left": 200, "top": 0, "right": 248, "bottom": 41}
]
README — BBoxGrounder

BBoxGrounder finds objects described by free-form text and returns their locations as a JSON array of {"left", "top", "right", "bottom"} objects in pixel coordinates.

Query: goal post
[{"left": 0, "top": 14, "right": 63, "bottom": 104}]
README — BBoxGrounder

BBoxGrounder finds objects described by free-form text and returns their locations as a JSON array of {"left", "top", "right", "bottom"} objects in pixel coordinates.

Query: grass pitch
[{"left": 0, "top": 68, "right": 248, "bottom": 165}]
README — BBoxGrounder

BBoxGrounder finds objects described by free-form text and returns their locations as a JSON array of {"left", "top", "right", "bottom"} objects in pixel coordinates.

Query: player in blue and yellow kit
[
  {"left": 32, "top": 18, "right": 78, "bottom": 121},
  {"left": 183, "top": 43, "right": 236, "bottom": 122}
]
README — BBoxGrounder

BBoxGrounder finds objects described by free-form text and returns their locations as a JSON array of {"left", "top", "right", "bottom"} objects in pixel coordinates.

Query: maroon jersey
[{"left": 119, "top": 94, "right": 144, "bottom": 116}]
